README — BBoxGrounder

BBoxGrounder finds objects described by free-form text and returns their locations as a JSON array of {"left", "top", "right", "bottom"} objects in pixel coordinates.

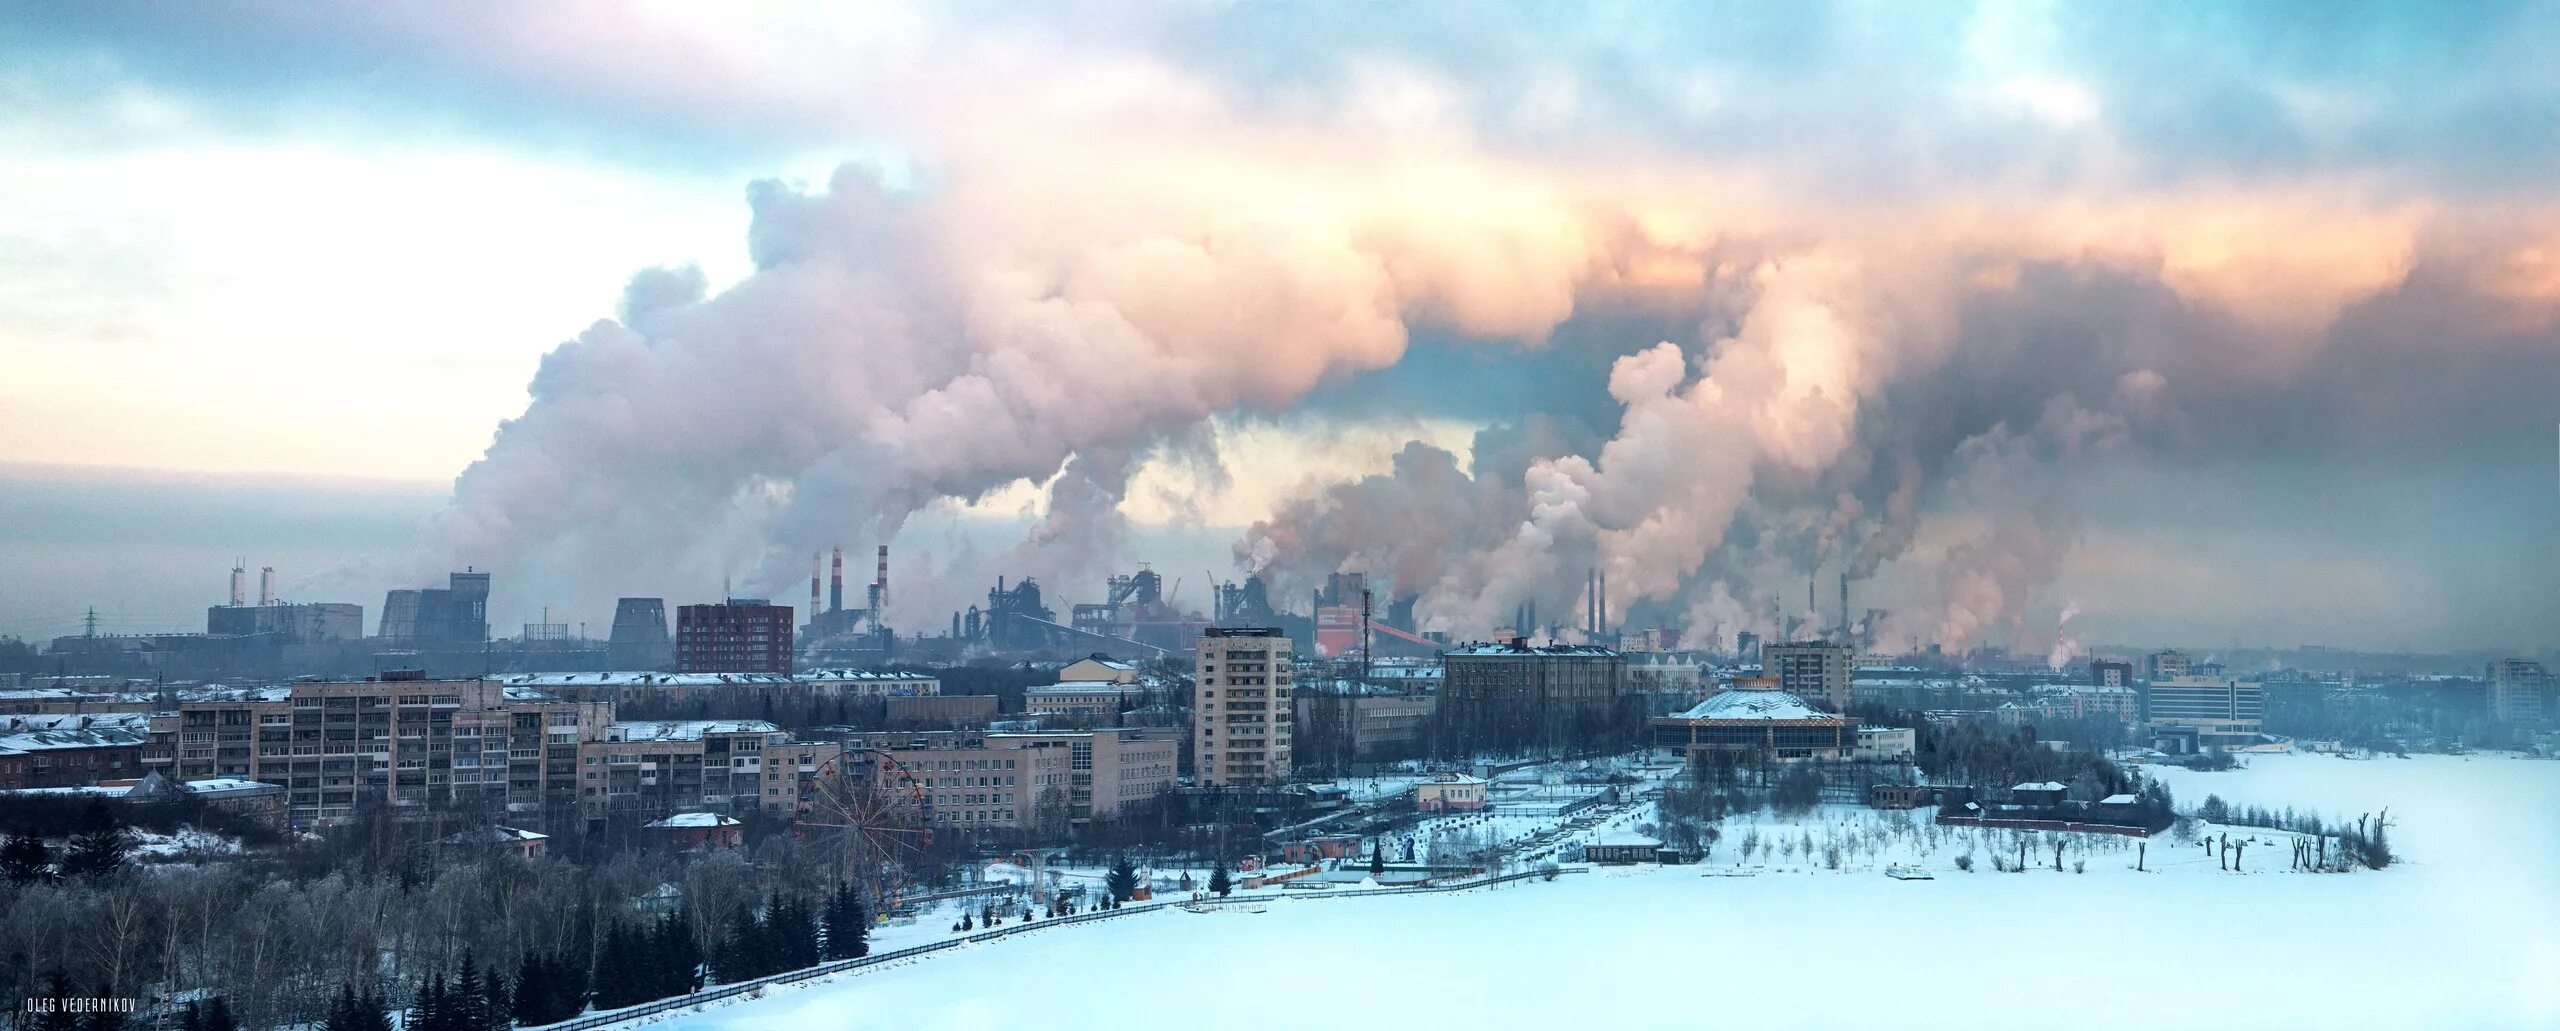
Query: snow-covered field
[{"left": 637, "top": 754, "right": 2559, "bottom": 1030}]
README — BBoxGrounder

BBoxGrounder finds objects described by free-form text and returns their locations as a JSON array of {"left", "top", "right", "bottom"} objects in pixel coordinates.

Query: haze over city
[
  {"left": 3, "top": 6, "right": 2560, "bottom": 1031},
  {"left": 4, "top": 3, "right": 2557, "bottom": 656}
]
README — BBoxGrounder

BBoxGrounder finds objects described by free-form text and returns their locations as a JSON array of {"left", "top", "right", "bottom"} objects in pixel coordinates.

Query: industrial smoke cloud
[{"left": 413, "top": 5, "right": 2560, "bottom": 649}]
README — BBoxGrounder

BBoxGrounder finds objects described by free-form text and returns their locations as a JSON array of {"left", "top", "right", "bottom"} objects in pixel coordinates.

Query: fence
[{"left": 536, "top": 866, "right": 1578, "bottom": 1030}]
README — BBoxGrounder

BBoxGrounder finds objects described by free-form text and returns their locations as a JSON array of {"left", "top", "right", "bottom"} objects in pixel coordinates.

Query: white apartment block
[{"left": 1194, "top": 627, "right": 1294, "bottom": 787}]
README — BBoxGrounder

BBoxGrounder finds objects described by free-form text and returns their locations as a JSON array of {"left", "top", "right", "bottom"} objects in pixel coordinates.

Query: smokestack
[
  {"left": 1585, "top": 568, "right": 1596, "bottom": 633},
  {"left": 1599, "top": 569, "right": 1607, "bottom": 638},
  {"left": 829, "top": 547, "right": 844, "bottom": 613},
  {"left": 1839, "top": 573, "right": 1850, "bottom": 640},
  {"left": 1528, "top": 599, "right": 1537, "bottom": 640},
  {"left": 811, "top": 553, "right": 822, "bottom": 620},
  {"left": 229, "top": 563, "right": 245, "bottom": 607},
  {"left": 258, "top": 566, "right": 276, "bottom": 606},
  {"left": 875, "top": 545, "right": 890, "bottom": 612}
]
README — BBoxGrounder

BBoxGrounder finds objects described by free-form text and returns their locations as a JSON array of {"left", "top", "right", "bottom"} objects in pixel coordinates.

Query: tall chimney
[
  {"left": 229, "top": 563, "right": 245, "bottom": 607},
  {"left": 829, "top": 547, "right": 844, "bottom": 613},
  {"left": 811, "top": 553, "right": 822, "bottom": 620},
  {"left": 1599, "top": 569, "right": 1607, "bottom": 638},
  {"left": 875, "top": 545, "right": 890, "bottom": 612},
  {"left": 258, "top": 566, "right": 276, "bottom": 606},
  {"left": 1839, "top": 573, "right": 1850, "bottom": 639}
]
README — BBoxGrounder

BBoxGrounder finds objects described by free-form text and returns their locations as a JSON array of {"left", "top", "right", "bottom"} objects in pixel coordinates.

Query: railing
[{"left": 535, "top": 866, "right": 1577, "bottom": 1031}]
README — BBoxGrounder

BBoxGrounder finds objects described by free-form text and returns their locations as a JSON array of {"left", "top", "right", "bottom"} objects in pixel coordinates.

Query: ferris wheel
[{"left": 796, "top": 749, "right": 934, "bottom": 902}]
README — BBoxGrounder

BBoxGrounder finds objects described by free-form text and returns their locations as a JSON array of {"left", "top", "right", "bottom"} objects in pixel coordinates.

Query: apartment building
[
  {"left": 579, "top": 719, "right": 840, "bottom": 819},
  {"left": 1761, "top": 642, "right": 1852, "bottom": 712},
  {"left": 168, "top": 671, "right": 610, "bottom": 828},
  {"left": 1194, "top": 627, "right": 1294, "bottom": 788},
  {"left": 2487, "top": 658, "right": 2550, "bottom": 724},
  {"left": 843, "top": 727, "right": 1178, "bottom": 832},
  {"left": 1440, "top": 640, "right": 1627, "bottom": 754},
  {"left": 675, "top": 599, "right": 795, "bottom": 674}
]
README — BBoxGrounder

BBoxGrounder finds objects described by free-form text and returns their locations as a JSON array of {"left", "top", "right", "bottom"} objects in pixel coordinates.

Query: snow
[
  {"left": 1670, "top": 690, "right": 1833, "bottom": 721},
  {"left": 646, "top": 812, "right": 739, "bottom": 829},
  {"left": 621, "top": 753, "right": 2560, "bottom": 1030}
]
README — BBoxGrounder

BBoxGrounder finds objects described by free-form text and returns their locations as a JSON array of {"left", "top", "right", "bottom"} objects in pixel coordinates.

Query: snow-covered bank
[{"left": 641, "top": 754, "right": 2559, "bottom": 1030}]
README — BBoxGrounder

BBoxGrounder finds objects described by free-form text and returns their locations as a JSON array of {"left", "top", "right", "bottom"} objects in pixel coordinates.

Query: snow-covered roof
[
  {"left": 606, "top": 720, "right": 781, "bottom": 742},
  {"left": 1028, "top": 680, "right": 1139, "bottom": 694},
  {"left": 2012, "top": 781, "right": 2066, "bottom": 792},
  {"left": 1669, "top": 690, "right": 1838, "bottom": 721},
  {"left": 0, "top": 721, "right": 149, "bottom": 753},
  {"left": 1446, "top": 642, "right": 1622, "bottom": 657},
  {"left": 645, "top": 812, "right": 741, "bottom": 829},
  {"left": 183, "top": 778, "right": 280, "bottom": 796},
  {"left": 1592, "top": 833, "right": 1662, "bottom": 848},
  {"left": 1426, "top": 772, "right": 1487, "bottom": 785},
  {"left": 2099, "top": 793, "right": 2138, "bottom": 805}
]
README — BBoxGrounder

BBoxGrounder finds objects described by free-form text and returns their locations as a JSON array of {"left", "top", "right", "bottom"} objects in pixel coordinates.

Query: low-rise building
[
  {"left": 850, "top": 727, "right": 1179, "bottom": 833},
  {"left": 1023, "top": 681, "right": 1145, "bottom": 718},
  {"left": 1854, "top": 725, "right": 1916, "bottom": 761},
  {"left": 0, "top": 713, "right": 152, "bottom": 789},
  {"left": 1584, "top": 833, "right": 1665, "bottom": 864},
  {"left": 1415, "top": 772, "right": 1488, "bottom": 811},
  {"left": 1650, "top": 688, "right": 1852, "bottom": 764},
  {"left": 644, "top": 811, "right": 744, "bottom": 849}
]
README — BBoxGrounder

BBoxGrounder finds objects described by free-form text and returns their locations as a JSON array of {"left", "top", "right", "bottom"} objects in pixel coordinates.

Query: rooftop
[
  {"left": 645, "top": 812, "right": 741, "bottom": 829},
  {"left": 1668, "top": 690, "right": 1838, "bottom": 722},
  {"left": 606, "top": 720, "right": 782, "bottom": 742},
  {"left": 1446, "top": 641, "right": 1622, "bottom": 657}
]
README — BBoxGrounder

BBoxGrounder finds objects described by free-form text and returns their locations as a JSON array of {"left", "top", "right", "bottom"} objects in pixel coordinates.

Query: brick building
[{"left": 676, "top": 600, "right": 795, "bottom": 674}]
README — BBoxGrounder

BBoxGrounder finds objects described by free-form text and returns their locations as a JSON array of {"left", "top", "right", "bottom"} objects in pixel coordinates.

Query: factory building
[
  {"left": 379, "top": 570, "right": 491, "bottom": 646},
  {"left": 676, "top": 599, "right": 794, "bottom": 674},
  {"left": 606, "top": 597, "right": 673, "bottom": 670},
  {"left": 1194, "top": 627, "right": 1294, "bottom": 787}
]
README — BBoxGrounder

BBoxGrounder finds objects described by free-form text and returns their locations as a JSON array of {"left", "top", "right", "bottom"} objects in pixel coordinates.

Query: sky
[{"left": 2, "top": 2, "right": 2556, "bottom": 655}]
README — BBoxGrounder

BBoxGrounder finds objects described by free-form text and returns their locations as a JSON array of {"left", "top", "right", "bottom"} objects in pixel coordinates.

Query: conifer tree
[
  {"left": 202, "top": 998, "right": 237, "bottom": 1031},
  {"left": 1106, "top": 854, "right": 1138, "bottom": 901},
  {"left": 512, "top": 953, "right": 547, "bottom": 1027},
  {"left": 179, "top": 1002, "right": 203, "bottom": 1031},
  {"left": 325, "top": 985, "right": 361, "bottom": 1031},
  {"left": 1208, "top": 864, "right": 1232, "bottom": 898},
  {"left": 1369, "top": 842, "right": 1386, "bottom": 877}
]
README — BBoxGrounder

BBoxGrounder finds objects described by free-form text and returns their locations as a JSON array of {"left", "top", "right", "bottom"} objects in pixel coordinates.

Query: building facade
[
  {"left": 168, "top": 671, "right": 610, "bottom": 828},
  {"left": 1441, "top": 641, "right": 1628, "bottom": 754},
  {"left": 1649, "top": 688, "right": 1852, "bottom": 763},
  {"left": 842, "top": 727, "right": 1177, "bottom": 832},
  {"left": 578, "top": 719, "right": 840, "bottom": 818},
  {"left": 676, "top": 600, "right": 795, "bottom": 674},
  {"left": 1761, "top": 642, "right": 1852, "bottom": 712},
  {"left": 1194, "top": 627, "right": 1294, "bottom": 787},
  {"left": 2143, "top": 677, "right": 2265, "bottom": 747},
  {"left": 2487, "top": 658, "right": 2549, "bottom": 724}
]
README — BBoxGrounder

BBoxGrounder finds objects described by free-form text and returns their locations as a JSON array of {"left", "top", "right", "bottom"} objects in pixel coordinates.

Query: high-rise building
[
  {"left": 2090, "top": 660, "right": 2133, "bottom": 688},
  {"left": 579, "top": 719, "right": 840, "bottom": 818},
  {"left": 606, "top": 598, "right": 673, "bottom": 670},
  {"left": 2487, "top": 658, "right": 2550, "bottom": 724},
  {"left": 1762, "top": 642, "right": 1852, "bottom": 712},
  {"left": 2146, "top": 649, "right": 2191, "bottom": 682},
  {"left": 676, "top": 599, "right": 794, "bottom": 673},
  {"left": 1194, "top": 627, "right": 1294, "bottom": 787}
]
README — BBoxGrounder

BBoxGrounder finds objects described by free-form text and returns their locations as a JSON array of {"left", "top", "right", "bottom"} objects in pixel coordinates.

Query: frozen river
[{"left": 640, "top": 753, "right": 2559, "bottom": 1030}]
